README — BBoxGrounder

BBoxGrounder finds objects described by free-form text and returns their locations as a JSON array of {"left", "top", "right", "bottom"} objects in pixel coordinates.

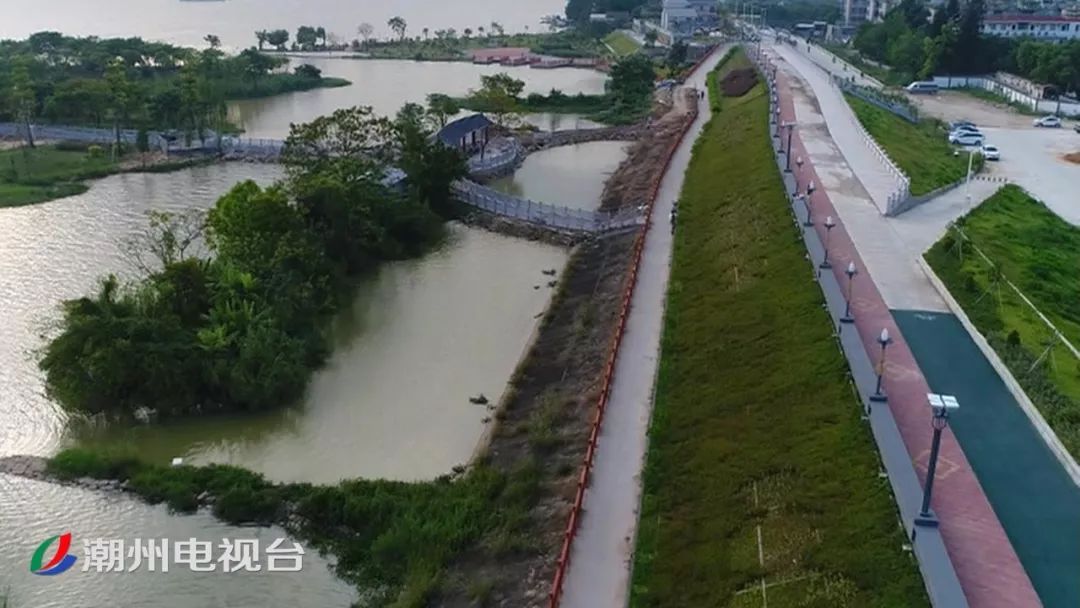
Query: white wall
[{"left": 930, "top": 75, "right": 1080, "bottom": 117}]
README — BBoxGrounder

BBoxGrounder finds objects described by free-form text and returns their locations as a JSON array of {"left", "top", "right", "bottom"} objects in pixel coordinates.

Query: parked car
[
  {"left": 1033, "top": 115, "right": 1062, "bottom": 128},
  {"left": 950, "top": 132, "right": 985, "bottom": 146},
  {"left": 948, "top": 127, "right": 982, "bottom": 142},
  {"left": 949, "top": 120, "right": 976, "bottom": 131},
  {"left": 981, "top": 144, "right": 1000, "bottom": 161},
  {"left": 906, "top": 81, "right": 939, "bottom": 94}
]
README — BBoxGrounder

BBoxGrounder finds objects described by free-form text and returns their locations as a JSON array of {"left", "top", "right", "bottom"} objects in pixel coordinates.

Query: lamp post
[
  {"left": 782, "top": 122, "right": 796, "bottom": 172},
  {"left": 870, "top": 328, "right": 893, "bottom": 404},
  {"left": 915, "top": 393, "right": 959, "bottom": 528},
  {"left": 820, "top": 215, "right": 836, "bottom": 269},
  {"left": 841, "top": 261, "right": 857, "bottom": 324}
]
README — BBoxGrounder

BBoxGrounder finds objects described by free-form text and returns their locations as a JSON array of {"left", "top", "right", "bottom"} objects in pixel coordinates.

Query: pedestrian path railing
[{"left": 452, "top": 179, "right": 643, "bottom": 234}]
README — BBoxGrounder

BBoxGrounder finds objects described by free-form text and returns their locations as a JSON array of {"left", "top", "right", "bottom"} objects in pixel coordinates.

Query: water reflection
[{"left": 490, "top": 141, "right": 631, "bottom": 211}]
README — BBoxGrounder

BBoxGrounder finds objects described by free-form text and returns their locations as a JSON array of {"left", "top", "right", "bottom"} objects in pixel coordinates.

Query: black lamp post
[
  {"left": 870, "top": 328, "right": 893, "bottom": 404},
  {"left": 915, "top": 393, "right": 959, "bottom": 528},
  {"left": 841, "top": 261, "right": 857, "bottom": 324},
  {"left": 820, "top": 215, "right": 836, "bottom": 269},
  {"left": 782, "top": 122, "right": 796, "bottom": 172}
]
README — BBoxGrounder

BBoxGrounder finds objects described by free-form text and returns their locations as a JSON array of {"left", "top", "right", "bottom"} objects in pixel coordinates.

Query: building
[
  {"left": 982, "top": 14, "right": 1080, "bottom": 40},
  {"left": 866, "top": 0, "right": 896, "bottom": 22},
  {"left": 436, "top": 114, "right": 493, "bottom": 155},
  {"left": 844, "top": 0, "right": 871, "bottom": 27},
  {"left": 661, "top": 0, "right": 700, "bottom": 36}
]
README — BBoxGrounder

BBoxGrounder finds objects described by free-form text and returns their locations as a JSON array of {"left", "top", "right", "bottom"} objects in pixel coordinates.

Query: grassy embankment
[
  {"left": 603, "top": 31, "right": 642, "bottom": 57},
  {"left": 925, "top": 185, "right": 1080, "bottom": 454},
  {"left": 0, "top": 144, "right": 213, "bottom": 208},
  {"left": 48, "top": 446, "right": 539, "bottom": 606},
  {"left": 847, "top": 95, "right": 981, "bottom": 196},
  {"left": 629, "top": 49, "right": 927, "bottom": 608}
]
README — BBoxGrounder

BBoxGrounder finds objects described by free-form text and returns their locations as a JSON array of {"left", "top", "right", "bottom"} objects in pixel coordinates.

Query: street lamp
[
  {"left": 782, "top": 122, "right": 796, "bottom": 172},
  {"left": 870, "top": 328, "right": 893, "bottom": 404},
  {"left": 820, "top": 215, "right": 836, "bottom": 269},
  {"left": 915, "top": 393, "right": 960, "bottom": 528},
  {"left": 841, "top": 261, "right": 857, "bottom": 324}
]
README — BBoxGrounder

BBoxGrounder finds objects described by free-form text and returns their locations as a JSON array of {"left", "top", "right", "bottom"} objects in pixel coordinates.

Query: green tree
[
  {"left": 357, "top": 23, "right": 374, "bottom": 45},
  {"left": 8, "top": 58, "right": 37, "bottom": 148},
  {"left": 393, "top": 103, "right": 466, "bottom": 215},
  {"left": 490, "top": 21, "right": 505, "bottom": 37},
  {"left": 267, "top": 29, "right": 290, "bottom": 51},
  {"left": 255, "top": 30, "right": 269, "bottom": 50},
  {"left": 296, "top": 26, "right": 318, "bottom": 51},
  {"left": 608, "top": 54, "right": 655, "bottom": 108},
  {"left": 105, "top": 58, "right": 136, "bottom": 154},
  {"left": 888, "top": 31, "right": 926, "bottom": 76},
  {"left": 204, "top": 34, "right": 221, "bottom": 49},
  {"left": 668, "top": 40, "right": 688, "bottom": 68},
  {"left": 388, "top": 16, "right": 408, "bottom": 41},
  {"left": 644, "top": 29, "right": 659, "bottom": 48},
  {"left": 471, "top": 73, "right": 525, "bottom": 127},
  {"left": 237, "top": 48, "right": 278, "bottom": 92},
  {"left": 426, "top": 93, "right": 461, "bottom": 127},
  {"left": 295, "top": 64, "right": 322, "bottom": 79}
]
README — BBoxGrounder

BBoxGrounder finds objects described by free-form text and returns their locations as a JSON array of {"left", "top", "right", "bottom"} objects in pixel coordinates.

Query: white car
[
  {"left": 981, "top": 145, "right": 1000, "bottom": 161},
  {"left": 949, "top": 127, "right": 982, "bottom": 140},
  {"left": 1033, "top": 115, "right": 1062, "bottom": 128},
  {"left": 950, "top": 132, "right": 985, "bottom": 146}
]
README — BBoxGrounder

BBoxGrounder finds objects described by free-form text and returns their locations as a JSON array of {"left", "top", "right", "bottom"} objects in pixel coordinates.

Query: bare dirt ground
[
  {"left": 910, "top": 90, "right": 1038, "bottom": 128},
  {"left": 600, "top": 88, "right": 697, "bottom": 210},
  {"left": 436, "top": 231, "right": 637, "bottom": 607}
]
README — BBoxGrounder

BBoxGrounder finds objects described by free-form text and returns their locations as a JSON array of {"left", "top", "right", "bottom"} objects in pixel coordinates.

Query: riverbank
[
  {"left": 629, "top": 49, "right": 927, "bottom": 607},
  {"left": 220, "top": 74, "right": 351, "bottom": 100},
  {"left": 0, "top": 144, "right": 217, "bottom": 207},
  {"left": 279, "top": 31, "right": 608, "bottom": 62}
]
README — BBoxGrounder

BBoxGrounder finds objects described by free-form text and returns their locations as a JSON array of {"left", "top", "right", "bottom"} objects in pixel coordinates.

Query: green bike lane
[{"left": 894, "top": 309, "right": 1080, "bottom": 608}]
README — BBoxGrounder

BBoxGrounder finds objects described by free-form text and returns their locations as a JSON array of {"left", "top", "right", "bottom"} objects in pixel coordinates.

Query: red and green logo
[{"left": 30, "top": 532, "right": 78, "bottom": 576}]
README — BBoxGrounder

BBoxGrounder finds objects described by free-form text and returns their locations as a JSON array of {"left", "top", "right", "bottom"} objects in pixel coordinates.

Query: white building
[
  {"left": 982, "top": 14, "right": 1080, "bottom": 41},
  {"left": 661, "top": 0, "right": 702, "bottom": 36},
  {"left": 844, "top": 0, "right": 871, "bottom": 27},
  {"left": 866, "top": 0, "right": 896, "bottom": 23}
]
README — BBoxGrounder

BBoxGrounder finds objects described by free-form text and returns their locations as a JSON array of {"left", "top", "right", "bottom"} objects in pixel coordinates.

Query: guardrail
[
  {"left": 547, "top": 47, "right": 712, "bottom": 607},
  {"left": 452, "top": 179, "right": 642, "bottom": 234},
  {"left": 836, "top": 77, "right": 919, "bottom": 123}
]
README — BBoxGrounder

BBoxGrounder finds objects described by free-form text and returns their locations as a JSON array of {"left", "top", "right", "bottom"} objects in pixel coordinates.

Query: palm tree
[
  {"left": 464, "top": 28, "right": 473, "bottom": 40},
  {"left": 478, "top": 26, "right": 485, "bottom": 38},
  {"left": 422, "top": 27, "right": 430, "bottom": 40}
]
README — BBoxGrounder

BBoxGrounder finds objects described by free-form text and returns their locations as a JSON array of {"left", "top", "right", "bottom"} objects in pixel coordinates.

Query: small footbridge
[{"left": 452, "top": 180, "right": 643, "bottom": 234}]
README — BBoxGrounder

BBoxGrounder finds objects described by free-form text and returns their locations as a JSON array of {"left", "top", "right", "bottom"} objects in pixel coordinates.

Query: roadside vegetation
[
  {"left": 847, "top": 95, "right": 979, "bottom": 196},
  {"left": 39, "top": 104, "right": 464, "bottom": 420},
  {"left": 454, "top": 54, "right": 657, "bottom": 125},
  {"left": 925, "top": 185, "right": 1080, "bottom": 454},
  {"left": 0, "top": 32, "right": 348, "bottom": 147},
  {"left": 705, "top": 47, "right": 743, "bottom": 111},
  {"left": 630, "top": 48, "right": 925, "bottom": 608}
]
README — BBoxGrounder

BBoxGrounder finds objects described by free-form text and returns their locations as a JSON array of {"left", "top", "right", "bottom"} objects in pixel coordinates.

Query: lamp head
[{"left": 927, "top": 393, "right": 959, "bottom": 419}]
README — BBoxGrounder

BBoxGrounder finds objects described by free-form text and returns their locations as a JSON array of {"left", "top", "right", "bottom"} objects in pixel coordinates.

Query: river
[
  {"left": 0, "top": 0, "right": 566, "bottom": 49},
  {"left": 228, "top": 57, "right": 609, "bottom": 138}
]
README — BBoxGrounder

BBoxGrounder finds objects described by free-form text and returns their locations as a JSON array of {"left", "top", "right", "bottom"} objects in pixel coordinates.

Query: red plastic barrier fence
[{"left": 546, "top": 44, "right": 719, "bottom": 608}]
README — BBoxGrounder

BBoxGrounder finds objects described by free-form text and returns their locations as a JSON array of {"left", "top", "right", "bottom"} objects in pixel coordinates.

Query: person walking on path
[{"left": 669, "top": 203, "right": 678, "bottom": 233}]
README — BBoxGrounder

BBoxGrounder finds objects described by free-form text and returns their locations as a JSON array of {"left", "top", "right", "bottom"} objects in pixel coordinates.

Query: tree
[
  {"left": 426, "top": 93, "right": 460, "bottom": 127},
  {"left": 392, "top": 103, "right": 466, "bottom": 216},
  {"left": 267, "top": 29, "right": 289, "bottom": 51},
  {"left": 136, "top": 127, "right": 150, "bottom": 168},
  {"left": 295, "top": 63, "right": 322, "bottom": 79},
  {"left": 315, "top": 27, "right": 327, "bottom": 48},
  {"left": 105, "top": 58, "right": 135, "bottom": 154},
  {"left": 470, "top": 73, "right": 525, "bottom": 127},
  {"left": 204, "top": 34, "right": 221, "bottom": 49},
  {"left": 895, "top": 0, "right": 930, "bottom": 30},
  {"left": 422, "top": 27, "right": 430, "bottom": 40},
  {"left": 490, "top": 21, "right": 505, "bottom": 37},
  {"left": 122, "top": 209, "right": 207, "bottom": 276},
  {"left": 464, "top": 28, "right": 473, "bottom": 40},
  {"left": 888, "top": 31, "right": 926, "bottom": 76},
  {"left": 608, "top": 54, "right": 655, "bottom": 110},
  {"left": 297, "top": 26, "right": 319, "bottom": 51},
  {"left": 388, "top": 16, "right": 408, "bottom": 41},
  {"left": 956, "top": 0, "right": 985, "bottom": 73},
  {"left": 357, "top": 23, "right": 374, "bottom": 45},
  {"left": 255, "top": 30, "right": 269, "bottom": 50},
  {"left": 644, "top": 29, "right": 659, "bottom": 48},
  {"left": 668, "top": 40, "right": 688, "bottom": 67},
  {"left": 7, "top": 58, "right": 37, "bottom": 148},
  {"left": 44, "top": 78, "right": 111, "bottom": 126},
  {"left": 237, "top": 47, "right": 278, "bottom": 91},
  {"left": 282, "top": 106, "right": 392, "bottom": 187}
]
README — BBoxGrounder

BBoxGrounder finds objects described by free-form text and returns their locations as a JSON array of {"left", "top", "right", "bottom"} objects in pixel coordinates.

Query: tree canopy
[{"left": 40, "top": 104, "right": 464, "bottom": 419}]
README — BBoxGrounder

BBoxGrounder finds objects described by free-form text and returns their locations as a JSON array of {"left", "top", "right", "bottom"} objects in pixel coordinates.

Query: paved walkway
[
  {"left": 771, "top": 42, "right": 905, "bottom": 215},
  {"left": 771, "top": 52, "right": 1042, "bottom": 608},
  {"left": 559, "top": 45, "right": 727, "bottom": 608}
]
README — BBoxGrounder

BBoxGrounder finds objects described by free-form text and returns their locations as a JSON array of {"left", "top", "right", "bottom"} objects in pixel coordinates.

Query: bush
[{"left": 86, "top": 144, "right": 104, "bottom": 158}]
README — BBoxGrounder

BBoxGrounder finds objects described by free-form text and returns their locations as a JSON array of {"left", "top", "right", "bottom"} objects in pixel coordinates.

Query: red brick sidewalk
[{"left": 774, "top": 69, "right": 1041, "bottom": 607}]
